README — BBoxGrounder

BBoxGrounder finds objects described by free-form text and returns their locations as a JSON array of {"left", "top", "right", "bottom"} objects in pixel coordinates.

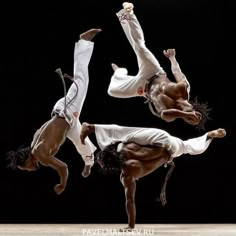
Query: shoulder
[{"left": 120, "top": 171, "right": 136, "bottom": 187}]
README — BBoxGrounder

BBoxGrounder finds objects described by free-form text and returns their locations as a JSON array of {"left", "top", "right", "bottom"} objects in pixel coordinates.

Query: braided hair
[
  {"left": 190, "top": 97, "right": 212, "bottom": 131},
  {"left": 95, "top": 143, "right": 125, "bottom": 174},
  {"left": 6, "top": 146, "right": 31, "bottom": 170}
]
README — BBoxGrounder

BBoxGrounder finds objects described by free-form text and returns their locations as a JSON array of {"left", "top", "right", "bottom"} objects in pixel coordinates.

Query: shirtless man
[
  {"left": 80, "top": 122, "right": 226, "bottom": 230},
  {"left": 6, "top": 28, "right": 101, "bottom": 195},
  {"left": 108, "top": 2, "right": 209, "bottom": 129}
]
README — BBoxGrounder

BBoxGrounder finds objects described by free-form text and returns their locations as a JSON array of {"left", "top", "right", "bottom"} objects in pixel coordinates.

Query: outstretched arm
[{"left": 163, "top": 49, "right": 188, "bottom": 84}]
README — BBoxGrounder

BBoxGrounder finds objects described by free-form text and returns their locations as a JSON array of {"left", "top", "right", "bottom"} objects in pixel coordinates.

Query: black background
[{"left": 0, "top": 0, "right": 234, "bottom": 224}]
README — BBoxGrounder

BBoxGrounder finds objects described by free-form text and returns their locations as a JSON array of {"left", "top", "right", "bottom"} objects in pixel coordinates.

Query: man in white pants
[
  {"left": 6, "top": 28, "right": 101, "bottom": 195},
  {"left": 80, "top": 122, "right": 226, "bottom": 230},
  {"left": 108, "top": 2, "right": 208, "bottom": 128}
]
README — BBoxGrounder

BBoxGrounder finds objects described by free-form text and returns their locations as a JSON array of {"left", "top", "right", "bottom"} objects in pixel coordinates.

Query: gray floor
[{"left": 1, "top": 224, "right": 236, "bottom": 236}]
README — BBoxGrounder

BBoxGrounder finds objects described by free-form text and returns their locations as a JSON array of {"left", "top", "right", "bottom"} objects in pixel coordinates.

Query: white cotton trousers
[
  {"left": 108, "top": 9, "right": 165, "bottom": 98},
  {"left": 94, "top": 124, "right": 212, "bottom": 160},
  {"left": 52, "top": 39, "right": 97, "bottom": 166}
]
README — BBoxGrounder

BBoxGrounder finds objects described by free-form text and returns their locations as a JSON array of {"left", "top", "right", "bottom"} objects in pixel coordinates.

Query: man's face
[{"left": 18, "top": 156, "right": 39, "bottom": 172}]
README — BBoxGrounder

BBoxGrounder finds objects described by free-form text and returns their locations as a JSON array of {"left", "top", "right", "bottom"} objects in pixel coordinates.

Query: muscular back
[
  {"left": 31, "top": 115, "right": 70, "bottom": 162},
  {"left": 121, "top": 143, "right": 170, "bottom": 179}
]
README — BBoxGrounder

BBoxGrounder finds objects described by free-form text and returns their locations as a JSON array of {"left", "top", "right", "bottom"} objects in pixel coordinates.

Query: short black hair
[
  {"left": 191, "top": 97, "right": 212, "bottom": 131},
  {"left": 95, "top": 143, "right": 125, "bottom": 174},
  {"left": 6, "top": 146, "right": 31, "bottom": 170}
]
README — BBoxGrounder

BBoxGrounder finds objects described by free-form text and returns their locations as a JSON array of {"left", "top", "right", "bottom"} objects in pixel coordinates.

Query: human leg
[
  {"left": 117, "top": 4, "right": 165, "bottom": 79},
  {"left": 52, "top": 29, "right": 101, "bottom": 125},
  {"left": 171, "top": 128, "right": 226, "bottom": 158},
  {"left": 52, "top": 29, "right": 100, "bottom": 176},
  {"left": 66, "top": 29, "right": 101, "bottom": 177},
  {"left": 67, "top": 29, "right": 101, "bottom": 117},
  {"left": 81, "top": 123, "right": 172, "bottom": 152},
  {"left": 67, "top": 121, "right": 97, "bottom": 177}
]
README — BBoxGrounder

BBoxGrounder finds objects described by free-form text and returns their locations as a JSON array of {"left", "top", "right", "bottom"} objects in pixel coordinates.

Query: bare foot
[
  {"left": 80, "top": 122, "right": 95, "bottom": 144},
  {"left": 122, "top": 2, "right": 134, "bottom": 12},
  {"left": 80, "top": 28, "right": 102, "bottom": 41},
  {"left": 81, "top": 165, "right": 92, "bottom": 178},
  {"left": 208, "top": 128, "right": 226, "bottom": 139},
  {"left": 111, "top": 63, "right": 119, "bottom": 71}
]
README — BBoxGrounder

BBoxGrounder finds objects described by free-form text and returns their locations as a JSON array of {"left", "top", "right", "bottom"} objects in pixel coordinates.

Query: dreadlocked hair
[
  {"left": 190, "top": 97, "right": 212, "bottom": 131},
  {"left": 95, "top": 143, "right": 125, "bottom": 175},
  {"left": 6, "top": 146, "right": 31, "bottom": 170}
]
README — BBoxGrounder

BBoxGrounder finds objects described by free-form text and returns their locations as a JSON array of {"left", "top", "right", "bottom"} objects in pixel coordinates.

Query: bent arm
[
  {"left": 161, "top": 109, "right": 200, "bottom": 125},
  {"left": 164, "top": 49, "right": 188, "bottom": 84},
  {"left": 169, "top": 56, "right": 187, "bottom": 83},
  {"left": 161, "top": 109, "right": 192, "bottom": 122},
  {"left": 40, "top": 156, "right": 68, "bottom": 194},
  {"left": 49, "top": 158, "right": 68, "bottom": 189}
]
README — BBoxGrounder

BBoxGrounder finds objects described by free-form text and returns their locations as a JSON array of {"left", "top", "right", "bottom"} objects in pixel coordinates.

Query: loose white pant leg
[
  {"left": 52, "top": 39, "right": 94, "bottom": 125},
  {"left": 94, "top": 124, "right": 127, "bottom": 150},
  {"left": 108, "top": 68, "right": 139, "bottom": 98},
  {"left": 170, "top": 133, "right": 213, "bottom": 158},
  {"left": 182, "top": 133, "right": 213, "bottom": 155},
  {"left": 94, "top": 124, "right": 172, "bottom": 150},
  {"left": 66, "top": 39, "right": 94, "bottom": 117},
  {"left": 67, "top": 120, "right": 97, "bottom": 166},
  {"left": 62, "top": 39, "right": 97, "bottom": 165},
  {"left": 117, "top": 9, "right": 165, "bottom": 79}
]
